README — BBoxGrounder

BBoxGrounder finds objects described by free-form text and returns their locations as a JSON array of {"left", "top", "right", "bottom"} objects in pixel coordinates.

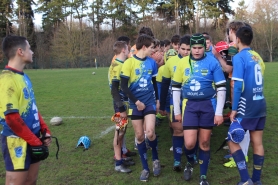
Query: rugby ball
[{"left": 50, "top": 117, "right": 63, "bottom": 126}]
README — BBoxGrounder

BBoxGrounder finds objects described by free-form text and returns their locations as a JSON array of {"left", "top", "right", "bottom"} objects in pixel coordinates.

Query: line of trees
[{"left": 0, "top": 0, "right": 277, "bottom": 68}]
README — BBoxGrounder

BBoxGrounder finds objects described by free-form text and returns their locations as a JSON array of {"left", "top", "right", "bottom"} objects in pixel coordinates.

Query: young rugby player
[
  {"left": 109, "top": 41, "right": 133, "bottom": 173},
  {"left": 0, "top": 35, "right": 52, "bottom": 185},
  {"left": 159, "top": 35, "right": 194, "bottom": 171},
  {"left": 172, "top": 33, "right": 226, "bottom": 184},
  {"left": 120, "top": 34, "right": 160, "bottom": 182},
  {"left": 228, "top": 26, "right": 266, "bottom": 185}
]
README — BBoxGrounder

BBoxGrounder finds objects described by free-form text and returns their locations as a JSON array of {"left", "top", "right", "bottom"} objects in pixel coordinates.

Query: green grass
[{"left": 0, "top": 63, "right": 278, "bottom": 184}]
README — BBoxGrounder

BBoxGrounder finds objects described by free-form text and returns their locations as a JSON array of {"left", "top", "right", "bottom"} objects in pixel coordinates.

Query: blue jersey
[
  {"left": 173, "top": 55, "right": 226, "bottom": 100},
  {"left": 232, "top": 48, "right": 266, "bottom": 118},
  {"left": 0, "top": 67, "right": 41, "bottom": 136},
  {"left": 120, "top": 55, "right": 158, "bottom": 108}
]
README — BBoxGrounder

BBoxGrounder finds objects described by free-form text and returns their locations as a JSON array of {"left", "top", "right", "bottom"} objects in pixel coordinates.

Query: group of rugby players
[{"left": 108, "top": 21, "right": 266, "bottom": 185}]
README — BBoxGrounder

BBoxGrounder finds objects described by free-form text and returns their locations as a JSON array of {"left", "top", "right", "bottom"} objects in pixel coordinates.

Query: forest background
[{"left": 0, "top": 0, "right": 277, "bottom": 68}]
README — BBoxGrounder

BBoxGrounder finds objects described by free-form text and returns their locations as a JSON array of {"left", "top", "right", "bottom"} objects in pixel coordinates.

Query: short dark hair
[
  {"left": 2, "top": 35, "right": 27, "bottom": 60},
  {"left": 164, "top": 39, "right": 171, "bottom": 47},
  {"left": 180, "top": 34, "right": 191, "bottom": 45},
  {"left": 171, "top": 35, "right": 180, "bottom": 44},
  {"left": 113, "top": 41, "right": 127, "bottom": 55},
  {"left": 202, "top": 32, "right": 209, "bottom": 36},
  {"left": 153, "top": 39, "right": 160, "bottom": 48},
  {"left": 227, "top": 21, "right": 246, "bottom": 32},
  {"left": 204, "top": 35, "right": 212, "bottom": 41},
  {"left": 136, "top": 34, "right": 154, "bottom": 50},
  {"left": 236, "top": 26, "right": 253, "bottom": 46},
  {"left": 139, "top": 26, "right": 154, "bottom": 38},
  {"left": 160, "top": 40, "right": 165, "bottom": 47},
  {"left": 117, "top": 36, "right": 130, "bottom": 45}
]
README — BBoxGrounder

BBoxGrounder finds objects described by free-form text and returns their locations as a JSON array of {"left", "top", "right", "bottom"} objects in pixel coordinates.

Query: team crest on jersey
[
  {"left": 135, "top": 69, "right": 140, "bottom": 75},
  {"left": 148, "top": 69, "right": 152, "bottom": 74},
  {"left": 6, "top": 103, "right": 13, "bottom": 110},
  {"left": 201, "top": 69, "right": 208, "bottom": 76},
  {"left": 185, "top": 68, "right": 190, "bottom": 76},
  {"left": 23, "top": 87, "right": 29, "bottom": 99}
]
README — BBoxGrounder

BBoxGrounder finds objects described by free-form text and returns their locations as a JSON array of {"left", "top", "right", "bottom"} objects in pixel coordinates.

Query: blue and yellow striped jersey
[
  {"left": 172, "top": 55, "right": 226, "bottom": 100},
  {"left": 120, "top": 56, "right": 158, "bottom": 108},
  {"left": 0, "top": 67, "right": 41, "bottom": 136},
  {"left": 108, "top": 58, "right": 126, "bottom": 100}
]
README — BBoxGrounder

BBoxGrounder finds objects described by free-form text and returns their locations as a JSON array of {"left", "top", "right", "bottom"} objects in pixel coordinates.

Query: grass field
[{"left": 0, "top": 63, "right": 278, "bottom": 185}]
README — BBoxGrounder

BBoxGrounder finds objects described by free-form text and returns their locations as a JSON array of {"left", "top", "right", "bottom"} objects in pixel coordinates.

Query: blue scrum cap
[
  {"left": 76, "top": 136, "right": 91, "bottom": 150},
  {"left": 227, "top": 118, "right": 245, "bottom": 143}
]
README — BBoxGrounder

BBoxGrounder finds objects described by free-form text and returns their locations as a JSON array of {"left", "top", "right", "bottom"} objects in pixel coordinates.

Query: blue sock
[
  {"left": 232, "top": 149, "right": 250, "bottom": 182},
  {"left": 115, "top": 159, "right": 122, "bottom": 166},
  {"left": 184, "top": 146, "right": 195, "bottom": 165},
  {"left": 172, "top": 136, "right": 184, "bottom": 162},
  {"left": 194, "top": 139, "right": 199, "bottom": 155},
  {"left": 252, "top": 154, "right": 264, "bottom": 182},
  {"left": 148, "top": 137, "right": 159, "bottom": 161},
  {"left": 199, "top": 149, "right": 210, "bottom": 176},
  {"left": 137, "top": 140, "right": 149, "bottom": 171}
]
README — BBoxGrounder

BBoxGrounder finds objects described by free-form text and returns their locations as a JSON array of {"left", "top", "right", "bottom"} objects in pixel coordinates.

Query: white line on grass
[
  {"left": 45, "top": 116, "right": 115, "bottom": 140},
  {"left": 93, "top": 125, "right": 115, "bottom": 139}
]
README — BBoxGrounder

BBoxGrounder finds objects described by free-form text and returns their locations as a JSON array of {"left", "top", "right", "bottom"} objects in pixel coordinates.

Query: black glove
[{"left": 30, "top": 145, "right": 49, "bottom": 160}]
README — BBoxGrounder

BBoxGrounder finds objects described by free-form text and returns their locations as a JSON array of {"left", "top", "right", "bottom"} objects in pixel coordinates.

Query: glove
[
  {"left": 30, "top": 145, "right": 49, "bottom": 160},
  {"left": 111, "top": 112, "right": 128, "bottom": 131}
]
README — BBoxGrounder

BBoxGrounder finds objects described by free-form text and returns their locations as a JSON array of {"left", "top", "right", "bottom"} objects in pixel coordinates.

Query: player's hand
[
  {"left": 175, "top": 114, "right": 182, "bottom": 123},
  {"left": 156, "top": 101, "right": 160, "bottom": 113},
  {"left": 43, "top": 133, "right": 52, "bottom": 147},
  {"left": 136, "top": 100, "right": 145, "bottom": 111},
  {"left": 230, "top": 110, "right": 237, "bottom": 122},
  {"left": 120, "top": 111, "right": 127, "bottom": 119},
  {"left": 214, "top": 115, "right": 223, "bottom": 126}
]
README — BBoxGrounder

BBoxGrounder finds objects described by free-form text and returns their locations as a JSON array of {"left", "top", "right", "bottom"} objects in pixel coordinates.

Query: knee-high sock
[
  {"left": 122, "top": 135, "right": 128, "bottom": 154},
  {"left": 137, "top": 140, "right": 149, "bottom": 171},
  {"left": 199, "top": 149, "right": 210, "bottom": 176},
  {"left": 232, "top": 149, "right": 250, "bottom": 182},
  {"left": 172, "top": 136, "right": 184, "bottom": 162},
  {"left": 239, "top": 130, "right": 250, "bottom": 157},
  {"left": 148, "top": 137, "right": 159, "bottom": 161},
  {"left": 252, "top": 154, "right": 264, "bottom": 182},
  {"left": 184, "top": 146, "right": 195, "bottom": 165}
]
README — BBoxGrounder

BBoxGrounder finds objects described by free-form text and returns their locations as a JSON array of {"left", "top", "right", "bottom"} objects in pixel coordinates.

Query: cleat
[
  {"left": 237, "top": 179, "right": 253, "bottom": 185},
  {"left": 170, "top": 146, "right": 173, "bottom": 151},
  {"left": 200, "top": 175, "right": 209, "bottom": 185},
  {"left": 173, "top": 160, "right": 182, "bottom": 171},
  {"left": 125, "top": 149, "right": 137, "bottom": 157},
  {"left": 224, "top": 156, "right": 248, "bottom": 168},
  {"left": 140, "top": 169, "right": 150, "bottom": 182},
  {"left": 122, "top": 160, "right": 135, "bottom": 166},
  {"left": 153, "top": 160, "right": 161, "bottom": 176},
  {"left": 223, "top": 158, "right": 236, "bottom": 168},
  {"left": 115, "top": 164, "right": 132, "bottom": 173},
  {"left": 183, "top": 162, "right": 193, "bottom": 181}
]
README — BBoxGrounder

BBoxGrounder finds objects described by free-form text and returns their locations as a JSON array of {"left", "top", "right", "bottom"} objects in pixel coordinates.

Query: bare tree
[{"left": 251, "top": 0, "right": 278, "bottom": 62}]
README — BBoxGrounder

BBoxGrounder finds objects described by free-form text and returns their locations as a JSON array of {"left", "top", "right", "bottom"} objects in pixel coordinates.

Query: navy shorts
[
  {"left": 129, "top": 105, "right": 156, "bottom": 120},
  {"left": 182, "top": 99, "right": 216, "bottom": 129},
  {"left": 1, "top": 135, "right": 40, "bottom": 171},
  {"left": 239, "top": 117, "right": 266, "bottom": 131}
]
